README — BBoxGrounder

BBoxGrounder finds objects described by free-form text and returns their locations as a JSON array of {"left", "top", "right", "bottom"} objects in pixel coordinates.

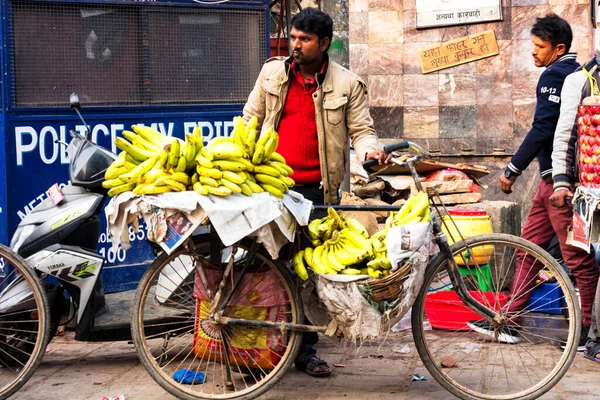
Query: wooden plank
[
  {"left": 432, "top": 192, "right": 482, "bottom": 205},
  {"left": 419, "top": 30, "right": 499, "bottom": 74}
]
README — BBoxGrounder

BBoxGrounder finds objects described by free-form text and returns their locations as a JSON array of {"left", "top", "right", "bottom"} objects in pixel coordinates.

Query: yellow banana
[
  {"left": 222, "top": 170, "right": 245, "bottom": 185},
  {"left": 269, "top": 152, "right": 286, "bottom": 164},
  {"left": 260, "top": 183, "right": 284, "bottom": 199},
  {"left": 165, "top": 179, "right": 186, "bottom": 192},
  {"left": 311, "top": 246, "right": 327, "bottom": 274},
  {"left": 304, "top": 247, "right": 314, "bottom": 268},
  {"left": 120, "top": 156, "right": 158, "bottom": 183},
  {"left": 140, "top": 185, "right": 172, "bottom": 195},
  {"left": 196, "top": 166, "right": 223, "bottom": 180},
  {"left": 155, "top": 150, "right": 169, "bottom": 170},
  {"left": 345, "top": 217, "right": 369, "bottom": 238},
  {"left": 220, "top": 178, "right": 242, "bottom": 194},
  {"left": 341, "top": 268, "right": 362, "bottom": 275},
  {"left": 231, "top": 116, "right": 246, "bottom": 149},
  {"left": 193, "top": 182, "right": 208, "bottom": 195},
  {"left": 210, "top": 141, "right": 245, "bottom": 160},
  {"left": 246, "top": 128, "right": 257, "bottom": 158},
  {"left": 199, "top": 176, "right": 219, "bottom": 188},
  {"left": 107, "top": 182, "right": 136, "bottom": 197},
  {"left": 105, "top": 166, "right": 129, "bottom": 181},
  {"left": 251, "top": 144, "right": 265, "bottom": 165},
  {"left": 267, "top": 161, "right": 289, "bottom": 177},
  {"left": 115, "top": 137, "right": 155, "bottom": 161},
  {"left": 255, "top": 127, "right": 272, "bottom": 149},
  {"left": 280, "top": 176, "right": 295, "bottom": 189},
  {"left": 245, "top": 179, "right": 264, "bottom": 193},
  {"left": 102, "top": 178, "right": 125, "bottom": 189},
  {"left": 308, "top": 217, "right": 325, "bottom": 240},
  {"left": 144, "top": 169, "right": 168, "bottom": 184},
  {"left": 320, "top": 247, "right": 338, "bottom": 274},
  {"left": 245, "top": 116, "right": 258, "bottom": 135},
  {"left": 380, "top": 257, "right": 393, "bottom": 270},
  {"left": 192, "top": 124, "right": 204, "bottom": 149},
  {"left": 184, "top": 134, "right": 196, "bottom": 168},
  {"left": 293, "top": 250, "right": 309, "bottom": 280},
  {"left": 212, "top": 160, "right": 247, "bottom": 172},
  {"left": 168, "top": 139, "right": 181, "bottom": 168},
  {"left": 253, "top": 165, "right": 280, "bottom": 177},
  {"left": 255, "top": 174, "right": 287, "bottom": 192},
  {"left": 326, "top": 248, "right": 344, "bottom": 271},
  {"left": 237, "top": 158, "right": 255, "bottom": 172},
  {"left": 154, "top": 175, "right": 171, "bottom": 187},
  {"left": 330, "top": 245, "right": 364, "bottom": 266},
  {"left": 131, "top": 125, "right": 168, "bottom": 148},
  {"left": 239, "top": 182, "right": 252, "bottom": 196},
  {"left": 175, "top": 155, "right": 187, "bottom": 172},
  {"left": 200, "top": 147, "right": 213, "bottom": 161},
  {"left": 133, "top": 183, "right": 148, "bottom": 195},
  {"left": 170, "top": 172, "right": 190, "bottom": 185},
  {"left": 205, "top": 185, "right": 232, "bottom": 196},
  {"left": 195, "top": 154, "right": 214, "bottom": 169},
  {"left": 263, "top": 134, "right": 279, "bottom": 160},
  {"left": 270, "top": 161, "right": 294, "bottom": 176},
  {"left": 191, "top": 173, "right": 199, "bottom": 184}
]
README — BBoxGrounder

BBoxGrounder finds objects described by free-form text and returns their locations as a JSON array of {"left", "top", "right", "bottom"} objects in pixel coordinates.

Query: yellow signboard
[{"left": 418, "top": 30, "right": 499, "bottom": 74}]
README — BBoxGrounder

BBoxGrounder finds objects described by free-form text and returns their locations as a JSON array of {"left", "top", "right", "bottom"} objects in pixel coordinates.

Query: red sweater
[{"left": 276, "top": 68, "right": 322, "bottom": 184}]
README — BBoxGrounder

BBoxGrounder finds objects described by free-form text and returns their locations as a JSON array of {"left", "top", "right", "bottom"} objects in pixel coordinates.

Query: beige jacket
[{"left": 243, "top": 55, "right": 380, "bottom": 204}]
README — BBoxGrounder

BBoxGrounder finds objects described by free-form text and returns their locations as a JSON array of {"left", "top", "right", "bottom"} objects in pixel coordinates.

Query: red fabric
[
  {"left": 276, "top": 66, "right": 322, "bottom": 184},
  {"left": 506, "top": 180, "right": 599, "bottom": 326}
]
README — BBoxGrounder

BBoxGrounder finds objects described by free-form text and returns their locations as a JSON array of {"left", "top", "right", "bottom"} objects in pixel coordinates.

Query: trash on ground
[
  {"left": 100, "top": 396, "right": 125, "bottom": 400},
  {"left": 460, "top": 343, "right": 482, "bottom": 353},
  {"left": 392, "top": 345, "right": 411, "bottom": 354},
  {"left": 441, "top": 356, "right": 459, "bottom": 368},
  {"left": 172, "top": 369, "right": 206, "bottom": 385},
  {"left": 45, "top": 346, "right": 52, "bottom": 353},
  {"left": 333, "top": 363, "right": 345, "bottom": 368},
  {"left": 411, "top": 373, "right": 427, "bottom": 381}
]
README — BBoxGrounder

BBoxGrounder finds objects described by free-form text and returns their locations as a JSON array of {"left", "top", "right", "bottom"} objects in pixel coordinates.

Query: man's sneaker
[
  {"left": 561, "top": 324, "right": 590, "bottom": 351},
  {"left": 467, "top": 320, "right": 521, "bottom": 344}
]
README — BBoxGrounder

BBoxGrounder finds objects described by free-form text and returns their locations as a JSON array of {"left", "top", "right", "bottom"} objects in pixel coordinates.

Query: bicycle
[
  {"left": 130, "top": 141, "right": 581, "bottom": 400},
  {"left": 0, "top": 244, "right": 50, "bottom": 399}
]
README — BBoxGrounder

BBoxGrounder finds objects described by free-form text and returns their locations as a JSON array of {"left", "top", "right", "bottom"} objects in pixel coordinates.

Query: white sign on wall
[{"left": 416, "top": 0, "right": 503, "bottom": 29}]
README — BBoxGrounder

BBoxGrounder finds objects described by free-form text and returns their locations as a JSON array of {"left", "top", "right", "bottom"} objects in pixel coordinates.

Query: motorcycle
[{"left": 4, "top": 93, "right": 189, "bottom": 353}]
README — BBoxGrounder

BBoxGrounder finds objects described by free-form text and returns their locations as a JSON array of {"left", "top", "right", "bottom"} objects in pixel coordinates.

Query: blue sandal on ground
[
  {"left": 584, "top": 341, "right": 600, "bottom": 363},
  {"left": 295, "top": 356, "right": 331, "bottom": 377}
]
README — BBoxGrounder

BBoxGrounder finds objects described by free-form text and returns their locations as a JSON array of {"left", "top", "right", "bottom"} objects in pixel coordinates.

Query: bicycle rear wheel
[
  {"left": 412, "top": 233, "right": 579, "bottom": 400},
  {"left": 0, "top": 244, "right": 50, "bottom": 399},
  {"left": 131, "top": 236, "right": 304, "bottom": 400}
]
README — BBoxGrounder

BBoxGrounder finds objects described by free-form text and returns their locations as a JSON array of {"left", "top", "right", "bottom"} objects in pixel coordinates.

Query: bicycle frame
[{"left": 213, "top": 141, "right": 501, "bottom": 333}]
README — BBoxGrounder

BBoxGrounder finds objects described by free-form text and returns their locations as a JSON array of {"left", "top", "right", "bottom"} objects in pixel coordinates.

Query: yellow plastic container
[{"left": 442, "top": 208, "right": 494, "bottom": 266}]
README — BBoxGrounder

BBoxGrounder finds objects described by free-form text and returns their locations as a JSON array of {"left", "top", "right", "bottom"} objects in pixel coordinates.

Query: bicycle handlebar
[{"left": 362, "top": 140, "right": 427, "bottom": 173}]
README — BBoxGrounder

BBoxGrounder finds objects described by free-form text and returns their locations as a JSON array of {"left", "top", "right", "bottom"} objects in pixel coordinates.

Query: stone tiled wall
[{"left": 349, "top": 0, "right": 593, "bottom": 217}]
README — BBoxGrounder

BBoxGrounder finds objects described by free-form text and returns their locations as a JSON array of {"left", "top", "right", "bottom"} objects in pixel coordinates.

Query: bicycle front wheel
[
  {"left": 412, "top": 233, "right": 580, "bottom": 400},
  {"left": 131, "top": 236, "right": 304, "bottom": 400},
  {"left": 0, "top": 244, "right": 50, "bottom": 399}
]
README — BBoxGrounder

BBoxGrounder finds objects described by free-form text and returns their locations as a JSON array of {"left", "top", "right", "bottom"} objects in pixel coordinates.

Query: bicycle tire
[
  {"left": 0, "top": 244, "right": 50, "bottom": 400},
  {"left": 411, "top": 233, "right": 580, "bottom": 400},
  {"left": 131, "top": 236, "right": 304, "bottom": 400}
]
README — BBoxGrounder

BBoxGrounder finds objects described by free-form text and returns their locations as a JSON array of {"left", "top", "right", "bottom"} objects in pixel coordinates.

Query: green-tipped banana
[
  {"left": 239, "top": 182, "right": 253, "bottom": 196},
  {"left": 115, "top": 137, "right": 155, "bottom": 162},
  {"left": 304, "top": 247, "right": 314, "bottom": 268},
  {"left": 102, "top": 178, "right": 125, "bottom": 189},
  {"left": 308, "top": 217, "right": 325, "bottom": 240},
  {"left": 263, "top": 134, "right": 279, "bottom": 161},
  {"left": 165, "top": 179, "right": 186, "bottom": 192},
  {"left": 260, "top": 183, "right": 284, "bottom": 199},
  {"left": 107, "top": 182, "right": 136, "bottom": 197},
  {"left": 269, "top": 152, "right": 286, "bottom": 164},
  {"left": 245, "top": 179, "right": 264, "bottom": 193},
  {"left": 251, "top": 144, "right": 265, "bottom": 165},
  {"left": 345, "top": 217, "right": 369, "bottom": 238},
  {"left": 246, "top": 128, "right": 257, "bottom": 158},
  {"left": 293, "top": 250, "right": 309, "bottom": 280},
  {"left": 168, "top": 139, "right": 181, "bottom": 168},
  {"left": 255, "top": 174, "right": 287, "bottom": 192},
  {"left": 253, "top": 165, "right": 280, "bottom": 177}
]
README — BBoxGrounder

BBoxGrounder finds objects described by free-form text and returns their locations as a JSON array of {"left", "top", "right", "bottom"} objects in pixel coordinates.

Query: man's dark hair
[
  {"left": 531, "top": 13, "right": 573, "bottom": 52},
  {"left": 291, "top": 8, "right": 333, "bottom": 45}
]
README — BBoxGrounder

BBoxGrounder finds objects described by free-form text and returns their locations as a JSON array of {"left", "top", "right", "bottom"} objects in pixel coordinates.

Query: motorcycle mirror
[
  {"left": 69, "top": 93, "right": 81, "bottom": 110},
  {"left": 69, "top": 93, "right": 90, "bottom": 140}
]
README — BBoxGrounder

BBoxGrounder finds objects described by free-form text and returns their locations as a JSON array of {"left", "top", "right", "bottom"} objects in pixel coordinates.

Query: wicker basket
[{"left": 360, "top": 261, "right": 412, "bottom": 303}]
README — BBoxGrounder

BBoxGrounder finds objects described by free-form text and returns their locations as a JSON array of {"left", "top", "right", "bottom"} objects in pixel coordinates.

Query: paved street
[{"left": 10, "top": 330, "right": 600, "bottom": 400}]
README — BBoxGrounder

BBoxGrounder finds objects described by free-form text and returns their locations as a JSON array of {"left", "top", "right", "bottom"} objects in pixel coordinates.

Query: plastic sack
[
  {"left": 425, "top": 168, "right": 480, "bottom": 193},
  {"left": 193, "top": 269, "right": 288, "bottom": 370},
  {"left": 386, "top": 222, "right": 430, "bottom": 269}
]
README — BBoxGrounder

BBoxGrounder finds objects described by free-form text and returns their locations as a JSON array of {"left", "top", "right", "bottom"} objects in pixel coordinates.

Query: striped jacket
[
  {"left": 553, "top": 51, "right": 600, "bottom": 191},
  {"left": 507, "top": 53, "right": 579, "bottom": 180}
]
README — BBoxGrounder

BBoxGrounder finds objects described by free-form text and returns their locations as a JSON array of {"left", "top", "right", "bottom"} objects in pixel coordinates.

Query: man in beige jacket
[{"left": 243, "top": 7, "right": 389, "bottom": 377}]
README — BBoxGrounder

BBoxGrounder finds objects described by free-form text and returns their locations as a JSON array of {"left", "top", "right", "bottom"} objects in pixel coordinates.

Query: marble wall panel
[
  {"left": 476, "top": 40, "right": 512, "bottom": 73},
  {"left": 402, "top": 42, "right": 439, "bottom": 74},
  {"left": 368, "top": 11, "right": 403, "bottom": 43},
  {"left": 571, "top": 35, "right": 592, "bottom": 59},
  {"left": 512, "top": 0, "right": 549, "bottom": 6},
  {"left": 439, "top": 106, "right": 477, "bottom": 138},
  {"left": 403, "top": 11, "right": 441, "bottom": 42},
  {"left": 549, "top": 0, "right": 587, "bottom": 4},
  {"left": 512, "top": 39, "right": 538, "bottom": 72},
  {"left": 477, "top": 73, "right": 514, "bottom": 105},
  {"left": 369, "top": 0, "right": 402, "bottom": 11},
  {"left": 368, "top": 75, "right": 404, "bottom": 107},
  {"left": 552, "top": 4, "right": 591, "bottom": 37},
  {"left": 403, "top": 106, "right": 439, "bottom": 138},
  {"left": 477, "top": 104, "right": 515, "bottom": 138},
  {"left": 403, "top": 0, "right": 415, "bottom": 11},
  {"left": 350, "top": 12, "right": 368, "bottom": 44},
  {"left": 512, "top": 71, "right": 541, "bottom": 106},
  {"left": 368, "top": 44, "right": 403, "bottom": 75},
  {"left": 438, "top": 74, "right": 477, "bottom": 106},
  {"left": 370, "top": 107, "right": 404, "bottom": 138},
  {"left": 349, "top": 44, "right": 369, "bottom": 76},
  {"left": 350, "top": 0, "right": 368, "bottom": 13},
  {"left": 511, "top": 5, "right": 552, "bottom": 40},
  {"left": 513, "top": 103, "right": 537, "bottom": 138},
  {"left": 470, "top": 7, "right": 513, "bottom": 41},
  {"left": 403, "top": 74, "right": 439, "bottom": 107}
]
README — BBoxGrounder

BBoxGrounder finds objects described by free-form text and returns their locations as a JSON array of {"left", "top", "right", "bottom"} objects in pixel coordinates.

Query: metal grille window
[{"left": 9, "top": 2, "right": 266, "bottom": 107}]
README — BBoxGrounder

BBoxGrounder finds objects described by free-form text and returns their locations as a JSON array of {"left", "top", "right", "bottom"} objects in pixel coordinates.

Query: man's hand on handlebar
[
  {"left": 549, "top": 188, "right": 574, "bottom": 208},
  {"left": 366, "top": 148, "right": 393, "bottom": 164}
]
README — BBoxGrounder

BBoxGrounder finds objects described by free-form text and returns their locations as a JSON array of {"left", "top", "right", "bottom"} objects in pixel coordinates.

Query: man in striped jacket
[
  {"left": 470, "top": 14, "right": 599, "bottom": 352},
  {"left": 551, "top": 50, "right": 600, "bottom": 362}
]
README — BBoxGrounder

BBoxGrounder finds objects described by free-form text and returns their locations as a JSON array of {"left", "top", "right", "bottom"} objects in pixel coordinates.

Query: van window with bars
[{"left": 9, "top": 2, "right": 267, "bottom": 107}]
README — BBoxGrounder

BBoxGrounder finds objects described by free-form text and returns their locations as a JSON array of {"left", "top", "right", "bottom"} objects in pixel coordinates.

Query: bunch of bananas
[
  {"left": 102, "top": 116, "right": 296, "bottom": 199},
  {"left": 293, "top": 208, "right": 374, "bottom": 280},
  {"left": 385, "top": 191, "right": 430, "bottom": 228}
]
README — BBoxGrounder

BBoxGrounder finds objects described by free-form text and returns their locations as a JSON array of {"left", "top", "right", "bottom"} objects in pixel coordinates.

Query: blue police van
[{"left": 0, "top": 0, "right": 270, "bottom": 291}]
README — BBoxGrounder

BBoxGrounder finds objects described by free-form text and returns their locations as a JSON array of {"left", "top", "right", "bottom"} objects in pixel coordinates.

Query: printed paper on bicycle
[
  {"left": 282, "top": 190, "right": 313, "bottom": 226},
  {"left": 567, "top": 186, "right": 600, "bottom": 252},
  {"left": 387, "top": 222, "right": 431, "bottom": 267}
]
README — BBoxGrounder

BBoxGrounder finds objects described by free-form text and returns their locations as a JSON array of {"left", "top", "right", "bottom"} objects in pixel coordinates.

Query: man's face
[
  {"left": 531, "top": 35, "right": 565, "bottom": 67},
  {"left": 290, "top": 27, "right": 329, "bottom": 65}
]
